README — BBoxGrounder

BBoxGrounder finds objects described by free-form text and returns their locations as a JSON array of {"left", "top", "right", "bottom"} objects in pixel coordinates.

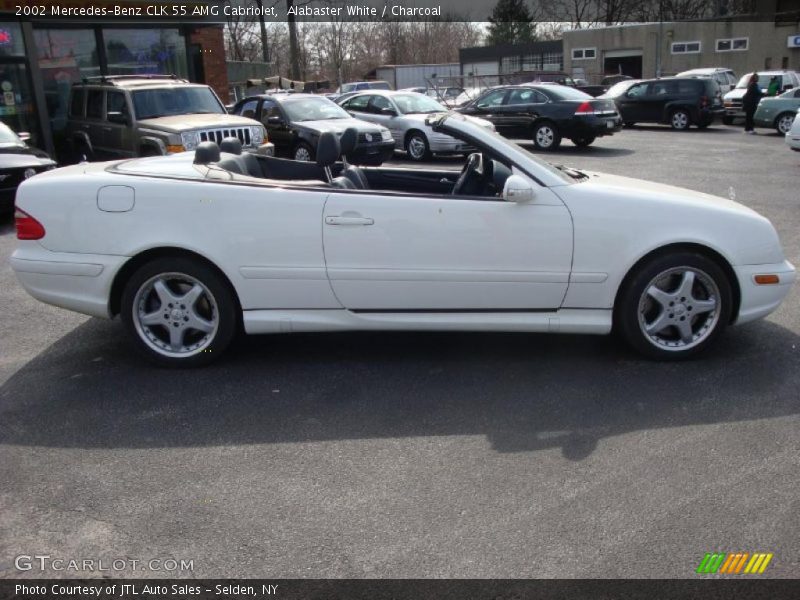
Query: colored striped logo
[{"left": 696, "top": 552, "right": 773, "bottom": 574}]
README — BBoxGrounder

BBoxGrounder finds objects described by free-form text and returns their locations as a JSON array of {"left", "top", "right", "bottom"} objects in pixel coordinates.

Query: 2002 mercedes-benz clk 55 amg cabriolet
[{"left": 11, "top": 115, "right": 796, "bottom": 367}]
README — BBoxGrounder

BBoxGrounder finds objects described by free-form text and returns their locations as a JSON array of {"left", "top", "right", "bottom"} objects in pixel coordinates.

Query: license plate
[{"left": 607, "top": 120, "right": 615, "bottom": 129}]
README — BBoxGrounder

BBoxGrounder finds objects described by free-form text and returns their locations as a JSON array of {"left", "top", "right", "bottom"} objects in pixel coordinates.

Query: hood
[
  {"left": 0, "top": 147, "right": 56, "bottom": 169},
  {"left": 724, "top": 89, "right": 746, "bottom": 100},
  {"left": 137, "top": 113, "right": 259, "bottom": 133},
  {"left": 576, "top": 170, "right": 759, "bottom": 217},
  {"left": 293, "top": 118, "right": 385, "bottom": 135}
]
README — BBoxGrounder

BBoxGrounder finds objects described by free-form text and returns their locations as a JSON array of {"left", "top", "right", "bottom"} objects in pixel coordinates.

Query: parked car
[
  {"left": 518, "top": 72, "right": 577, "bottom": 87},
  {"left": 723, "top": 71, "right": 800, "bottom": 124},
  {"left": 754, "top": 88, "right": 800, "bottom": 134},
  {"left": 452, "top": 87, "right": 485, "bottom": 107},
  {"left": 230, "top": 93, "right": 394, "bottom": 164},
  {"left": 65, "top": 75, "right": 271, "bottom": 161},
  {"left": 425, "top": 87, "right": 465, "bottom": 107},
  {"left": 338, "top": 90, "right": 493, "bottom": 160},
  {"left": 676, "top": 68, "right": 737, "bottom": 93},
  {"left": 785, "top": 109, "right": 800, "bottom": 151},
  {"left": 0, "top": 123, "right": 56, "bottom": 215},
  {"left": 603, "top": 77, "right": 724, "bottom": 130},
  {"left": 11, "top": 114, "right": 795, "bottom": 366},
  {"left": 328, "top": 80, "right": 392, "bottom": 101},
  {"left": 457, "top": 84, "right": 622, "bottom": 150},
  {"left": 575, "top": 75, "right": 633, "bottom": 98}
]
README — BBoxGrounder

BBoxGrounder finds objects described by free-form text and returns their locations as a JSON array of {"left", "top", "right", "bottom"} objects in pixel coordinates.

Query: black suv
[{"left": 602, "top": 77, "right": 724, "bottom": 130}]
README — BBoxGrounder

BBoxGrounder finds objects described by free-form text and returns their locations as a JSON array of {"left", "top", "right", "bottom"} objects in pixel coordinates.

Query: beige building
[{"left": 563, "top": 20, "right": 800, "bottom": 83}]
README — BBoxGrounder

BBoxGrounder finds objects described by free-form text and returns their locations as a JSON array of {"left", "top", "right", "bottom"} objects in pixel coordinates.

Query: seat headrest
[
  {"left": 220, "top": 137, "right": 243, "bottom": 155},
  {"left": 316, "top": 131, "right": 340, "bottom": 167},
  {"left": 339, "top": 127, "right": 358, "bottom": 155},
  {"left": 194, "top": 141, "right": 221, "bottom": 165}
]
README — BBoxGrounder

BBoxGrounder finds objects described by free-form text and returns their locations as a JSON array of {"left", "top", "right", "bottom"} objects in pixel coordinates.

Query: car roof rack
[{"left": 77, "top": 74, "right": 187, "bottom": 85}]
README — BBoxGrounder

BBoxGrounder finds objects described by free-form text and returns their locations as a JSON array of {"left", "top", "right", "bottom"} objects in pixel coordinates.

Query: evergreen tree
[{"left": 486, "top": 0, "right": 537, "bottom": 46}]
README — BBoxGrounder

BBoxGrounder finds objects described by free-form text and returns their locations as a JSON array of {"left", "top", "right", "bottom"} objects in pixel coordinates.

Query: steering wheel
[{"left": 451, "top": 153, "right": 482, "bottom": 196}]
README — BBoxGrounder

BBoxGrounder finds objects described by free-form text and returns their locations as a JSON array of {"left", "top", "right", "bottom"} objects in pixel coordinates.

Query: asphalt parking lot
[{"left": 0, "top": 123, "right": 798, "bottom": 579}]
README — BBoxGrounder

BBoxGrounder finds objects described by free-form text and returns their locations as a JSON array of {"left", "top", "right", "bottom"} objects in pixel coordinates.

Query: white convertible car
[{"left": 11, "top": 115, "right": 795, "bottom": 367}]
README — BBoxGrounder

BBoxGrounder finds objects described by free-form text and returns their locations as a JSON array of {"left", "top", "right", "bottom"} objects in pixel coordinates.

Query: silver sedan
[{"left": 337, "top": 90, "right": 493, "bottom": 161}]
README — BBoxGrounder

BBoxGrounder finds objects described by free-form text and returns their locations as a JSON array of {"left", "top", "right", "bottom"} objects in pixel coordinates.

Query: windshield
[
  {"left": 282, "top": 97, "right": 350, "bottom": 121},
  {"left": 339, "top": 83, "right": 356, "bottom": 93},
  {"left": 0, "top": 122, "right": 21, "bottom": 144},
  {"left": 735, "top": 73, "right": 779, "bottom": 90},
  {"left": 604, "top": 81, "right": 637, "bottom": 97},
  {"left": 369, "top": 81, "right": 391, "bottom": 90},
  {"left": 393, "top": 93, "right": 446, "bottom": 114},
  {"left": 132, "top": 87, "right": 224, "bottom": 119}
]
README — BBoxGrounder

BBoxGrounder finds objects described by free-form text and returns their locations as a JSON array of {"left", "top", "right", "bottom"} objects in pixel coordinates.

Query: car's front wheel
[
  {"left": 405, "top": 131, "right": 430, "bottom": 161},
  {"left": 532, "top": 122, "right": 562, "bottom": 150},
  {"left": 776, "top": 112, "right": 795, "bottom": 135},
  {"left": 121, "top": 257, "right": 237, "bottom": 367},
  {"left": 670, "top": 109, "right": 691, "bottom": 130},
  {"left": 616, "top": 252, "right": 732, "bottom": 360}
]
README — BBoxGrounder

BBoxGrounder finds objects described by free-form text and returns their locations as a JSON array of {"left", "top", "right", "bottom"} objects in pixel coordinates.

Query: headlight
[
  {"left": 250, "top": 125, "right": 265, "bottom": 145},
  {"left": 380, "top": 129, "right": 392, "bottom": 141},
  {"left": 180, "top": 131, "right": 200, "bottom": 151}
]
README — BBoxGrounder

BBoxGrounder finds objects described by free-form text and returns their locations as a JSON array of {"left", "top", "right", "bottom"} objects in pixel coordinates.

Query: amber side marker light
[{"left": 754, "top": 274, "right": 780, "bottom": 285}]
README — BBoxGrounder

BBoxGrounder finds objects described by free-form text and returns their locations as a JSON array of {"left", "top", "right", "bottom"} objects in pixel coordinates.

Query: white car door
[{"left": 322, "top": 182, "right": 573, "bottom": 310}]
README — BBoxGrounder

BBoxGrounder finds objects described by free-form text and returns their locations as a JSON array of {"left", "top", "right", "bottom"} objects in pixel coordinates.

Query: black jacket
[{"left": 742, "top": 81, "right": 763, "bottom": 112}]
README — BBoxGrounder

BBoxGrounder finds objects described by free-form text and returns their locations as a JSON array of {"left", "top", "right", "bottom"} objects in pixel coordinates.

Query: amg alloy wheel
[
  {"left": 405, "top": 132, "right": 430, "bottom": 161},
  {"left": 617, "top": 252, "right": 732, "bottom": 360},
  {"left": 293, "top": 143, "right": 314, "bottom": 162},
  {"left": 121, "top": 257, "right": 237, "bottom": 367}
]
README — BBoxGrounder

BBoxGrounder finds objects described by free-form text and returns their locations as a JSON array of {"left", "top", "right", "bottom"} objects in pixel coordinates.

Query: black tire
[
  {"left": 571, "top": 136, "right": 596, "bottom": 147},
  {"left": 532, "top": 121, "right": 562, "bottom": 150},
  {"left": 775, "top": 112, "right": 795, "bottom": 135},
  {"left": 624, "top": 122, "right": 636, "bottom": 128},
  {"left": 292, "top": 142, "right": 315, "bottom": 162},
  {"left": 74, "top": 140, "right": 93, "bottom": 163},
  {"left": 615, "top": 251, "right": 732, "bottom": 360},
  {"left": 139, "top": 147, "right": 161, "bottom": 157},
  {"left": 405, "top": 131, "right": 431, "bottom": 161},
  {"left": 121, "top": 257, "right": 238, "bottom": 367},
  {"left": 670, "top": 109, "right": 691, "bottom": 130},
  {"left": 722, "top": 115, "right": 734, "bottom": 126}
]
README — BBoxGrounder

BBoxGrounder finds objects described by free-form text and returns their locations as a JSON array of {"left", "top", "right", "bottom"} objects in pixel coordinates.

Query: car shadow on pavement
[
  {"left": 0, "top": 318, "right": 798, "bottom": 461},
  {"left": 515, "top": 142, "right": 635, "bottom": 158}
]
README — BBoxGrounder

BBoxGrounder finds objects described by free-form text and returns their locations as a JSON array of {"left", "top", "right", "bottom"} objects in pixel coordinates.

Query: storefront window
[
  {"left": 0, "top": 62, "right": 37, "bottom": 142},
  {"left": 0, "top": 22, "right": 25, "bottom": 57},
  {"left": 104, "top": 29, "right": 187, "bottom": 78},
  {"left": 33, "top": 28, "right": 100, "bottom": 146}
]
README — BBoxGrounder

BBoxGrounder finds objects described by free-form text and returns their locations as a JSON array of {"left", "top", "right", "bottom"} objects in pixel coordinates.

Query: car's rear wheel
[
  {"left": 776, "top": 112, "right": 795, "bottom": 135},
  {"left": 722, "top": 115, "right": 734, "bottom": 126},
  {"left": 293, "top": 142, "right": 314, "bottom": 162},
  {"left": 670, "top": 109, "right": 691, "bottom": 130},
  {"left": 571, "top": 136, "right": 596, "bottom": 147},
  {"left": 616, "top": 252, "right": 732, "bottom": 360},
  {"left": 405, "top": 131, "right": 430, "bottom": 161},
  {"left": 532, "top": 122, "right": 562, "bottom": 150},
  {"left": 121, "top": 257, "right": 237, "bottom": 367}
]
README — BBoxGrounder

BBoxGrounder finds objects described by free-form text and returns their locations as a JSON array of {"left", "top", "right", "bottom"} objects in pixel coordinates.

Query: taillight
[
  {"left": 575, "top": 101, "right": 594, "bottom": 115},
  {"left": 15, "top": 208, "right": 45, "bottom": 240}
]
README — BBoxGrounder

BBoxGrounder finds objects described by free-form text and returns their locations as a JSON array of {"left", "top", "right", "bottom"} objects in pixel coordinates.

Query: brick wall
[{"left": 189, "top": 25, "right": 229, "bottom": 103}]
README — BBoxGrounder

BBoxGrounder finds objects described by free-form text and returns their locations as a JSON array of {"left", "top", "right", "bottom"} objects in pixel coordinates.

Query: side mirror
[
  {"left": 503, "top": 174, "right": 535, "bottom": 203},
  {"left": 785, "top": 85, "right": 794, "bottom": 91},
  {"left": 17, "top": 131, "right": 31, "bottom": 142},
  {"left": 107, "top": 111, "right": 130, "bottom": 126},
  {"left": 380, "top": 106, "right": 396, "bottom": 116}
]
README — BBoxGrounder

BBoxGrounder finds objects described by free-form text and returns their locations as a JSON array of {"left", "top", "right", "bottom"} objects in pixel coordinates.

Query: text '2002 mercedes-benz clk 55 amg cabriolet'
[{"left": 10, "top": 116, "right": 796, "bottom": 367}]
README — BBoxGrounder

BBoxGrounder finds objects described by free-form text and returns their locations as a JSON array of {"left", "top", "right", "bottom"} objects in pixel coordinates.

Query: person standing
[
  {"left": 742, "top": 73, "right": 762, "bottom": 134},
  {"left": 767, "top": 76, "right": 780, "bottom": 97}
]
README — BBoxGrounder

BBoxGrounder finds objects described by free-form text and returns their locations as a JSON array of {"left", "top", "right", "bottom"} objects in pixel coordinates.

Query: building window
[
  {"left": 572, "top": 48, "right": 596, "bottom": 60},
  {"left": 671, "top": 41, "right": 701, "bottom": 54},
  {"left": 522, "top": 54, "right": 542, "bottom": 71},
  {"left": 104, "top": 29, "right": 188, "bottom": 78},
  {"left": 500, "top": 56, "right": 521, "bottom": 73},
  {"left": 716, "top": 37, "right": 749, "bottom": 52},
  {"left": 542, "top": 52, "right": 563, "bottom": 70}
]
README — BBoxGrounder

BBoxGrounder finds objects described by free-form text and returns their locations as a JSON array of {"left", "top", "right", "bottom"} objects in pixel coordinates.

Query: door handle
[{"left": 325, "top": 215, "right": 374, "bottom": 226}]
